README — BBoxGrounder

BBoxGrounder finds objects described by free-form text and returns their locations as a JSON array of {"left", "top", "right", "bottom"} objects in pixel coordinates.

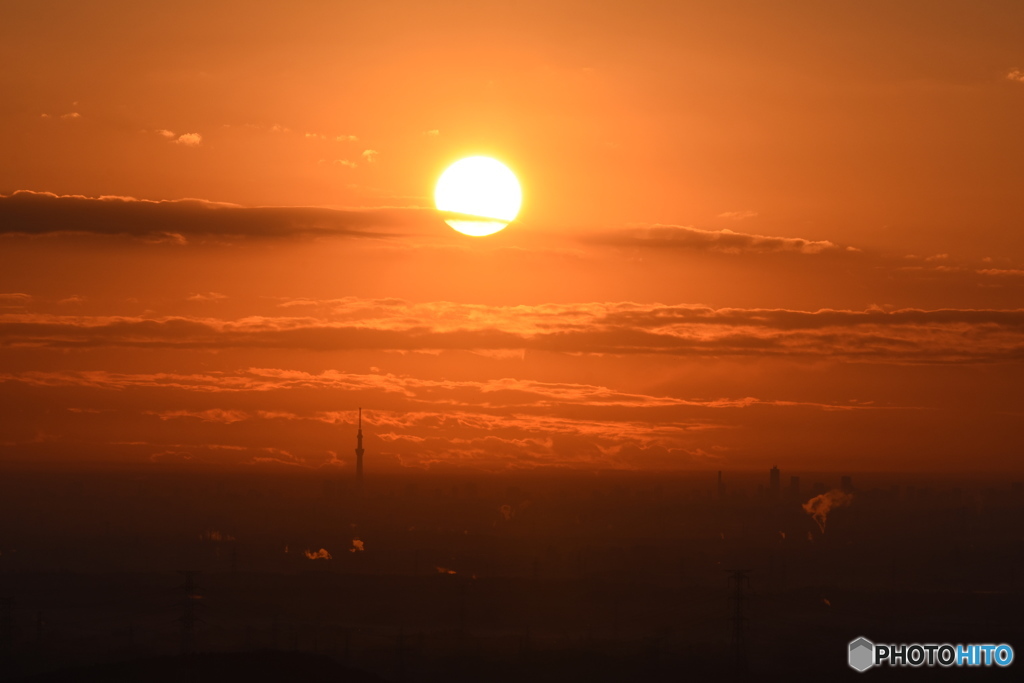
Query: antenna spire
[{"left": 354, "top": 408, "right": 364, "bottom": 487}]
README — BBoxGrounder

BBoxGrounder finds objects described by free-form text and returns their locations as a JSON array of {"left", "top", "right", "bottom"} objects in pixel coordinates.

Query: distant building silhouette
[
  {"left": 717, "top": 471, "right": 726, "bottom": 501},
  {"left": 769, "top": 466, "right": 780, "bottom": 501},
  {"left": 789, "top": 476, "right": 800, "bottom": 499},
  {"left": 841, "top": 475, "right": 853, "bottom": 493},
  {"left": 355, "top": 408, "right": 365, "bottom": 488}
]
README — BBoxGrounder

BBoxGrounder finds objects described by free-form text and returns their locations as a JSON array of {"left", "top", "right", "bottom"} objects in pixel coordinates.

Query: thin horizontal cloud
[
  {"left": 0, "top": 293, "right": 32, "bottom": 305},
  {"left": 1, "top": 301, "right": 1019, "bottom": 362},
  {"left": 0, "top": 369, "right": 744, "bottom": 469},
  {"left": 594, "top": 224, "right": 845, "bottom": 254},
  {"left": 150, "top": 408, "right": 249, "bottom": 423},
  {"left": 0, "top": 367, "right": 874, "bottom": 415},
  {"left": 20, "top": 390, "right": 909, "bottom": 470},
  {"left": 100, "top": 429, "right": 702, "bottom": 471},
  {"left": 717, "top": 210, "right": 758, "bottom": 220},
  {"left": 19, "top": 395, "right": 730, "bottom": 470},
  {"left": 187, "top": 292, "right": 227, "bottom": 302},
  {"left": 138, "top": 442, "right": 299, "bottom": 466},
  {"left": 0, "top": 191, "right": 437, "bottom": 241},
  {"left": 978, "top": 268, "right": 1024, "bottom": 277}
]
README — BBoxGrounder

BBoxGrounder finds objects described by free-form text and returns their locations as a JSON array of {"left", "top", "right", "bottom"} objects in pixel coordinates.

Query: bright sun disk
[{"left": 434, "top": 156, "right": 522, "bottom": 236}]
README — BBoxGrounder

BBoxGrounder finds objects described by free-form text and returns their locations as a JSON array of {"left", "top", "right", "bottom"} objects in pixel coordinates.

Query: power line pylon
[
  {"left": 0, "top": 597, "right": 13, "bottom": 656},
  {"left": 177, "top": 570, "right": 203, "bottom": 657},
  {"left": 727, "top": 569, "right": 750, "bottom": 673}
]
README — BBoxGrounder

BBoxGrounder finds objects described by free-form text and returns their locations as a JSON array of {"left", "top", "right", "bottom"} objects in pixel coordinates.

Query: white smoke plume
[
  {"left": 435, "top": 566, "right": 457, "bottom": 575},
  {"left": 802, "top": 489, "right": 853, "bottom": 533},
  {"left": 349, "top": 538, "right": 364, "bottom": 553},
  {"left": 304, "top": 548, "right": 332, "bottom": 560}
]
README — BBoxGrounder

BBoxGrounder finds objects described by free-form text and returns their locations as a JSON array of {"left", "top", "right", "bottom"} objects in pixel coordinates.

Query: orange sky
[{"left": 1, "top": 1, "right": 1022, "bottom": 473}]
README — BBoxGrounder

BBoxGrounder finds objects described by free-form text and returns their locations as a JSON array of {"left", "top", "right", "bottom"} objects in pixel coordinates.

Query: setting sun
[{"left": 434, "top": 156, "right": 522, "bottom": 236}]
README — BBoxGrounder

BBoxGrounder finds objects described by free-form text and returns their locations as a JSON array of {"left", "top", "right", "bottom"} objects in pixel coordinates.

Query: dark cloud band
[{"left": 0, "top": 191, "right": 434, "bottom": 240}]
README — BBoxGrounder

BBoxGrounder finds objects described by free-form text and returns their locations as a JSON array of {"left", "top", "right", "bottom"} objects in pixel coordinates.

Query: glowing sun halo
[{"left": 434, "top": 156, "right": 522, "bottom": 236}]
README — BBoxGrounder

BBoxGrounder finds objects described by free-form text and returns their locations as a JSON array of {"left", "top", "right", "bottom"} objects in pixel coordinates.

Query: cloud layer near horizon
[
  {"left": 2, "top": 304, "right": 1020, "bottom": 471},
  {"left": 0, "top": 362, "right": 913, "bottom": 471},
  {"left": 1, "top": 300, "right": 1021, "bottom": 362},
  {"left": 1, "top": 194, "right": 1021, "bottom": 473}
]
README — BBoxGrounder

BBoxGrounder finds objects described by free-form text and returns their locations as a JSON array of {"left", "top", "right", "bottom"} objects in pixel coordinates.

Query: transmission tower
[
  {"left": 727, "top": 569, "right": 750, "bottom": 673},
  {"left": 0, "top": 597, "right": 13, "bottom": 656},
  {"left": 177, "top": 570, "right": 202, "bottom": 656}
]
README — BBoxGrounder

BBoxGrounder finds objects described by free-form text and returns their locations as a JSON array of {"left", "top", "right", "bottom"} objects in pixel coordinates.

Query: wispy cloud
[
  {"left": 174, "top": 133, "right": 202, "bottom": 146},
  {"left": 150, "top": 409, "right": 249, "bottom": 423},
  {"left": 187, "top": 292, "right": 227, "bottom": 302},
  {"left": 593, "top": 224, "right": 845, "bottom": 255},
  {"left": 978, "top": 268, "right": 1024, "bottom": 277},
  {"left": 319, "top": 159, "right": 357, "bottom": 168},
  {"left": 153, "top": 129, "right": 201, "bottom": 145},
  {"left": 717, "top": 210, "right": 758, "bottom": 221},
  {"left": 0, "top": 293, "right": 32, "bottom": 305}
]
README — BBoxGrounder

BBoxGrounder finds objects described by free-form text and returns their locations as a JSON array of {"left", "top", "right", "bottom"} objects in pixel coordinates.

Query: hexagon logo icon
[{"left": 849, "top": 637, "right": 874, "bottom": 672}]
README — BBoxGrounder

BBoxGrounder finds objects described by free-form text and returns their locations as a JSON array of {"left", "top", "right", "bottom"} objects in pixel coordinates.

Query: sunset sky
[{"left": 1, "top": 1, "right": 1022, "bottom": 474}]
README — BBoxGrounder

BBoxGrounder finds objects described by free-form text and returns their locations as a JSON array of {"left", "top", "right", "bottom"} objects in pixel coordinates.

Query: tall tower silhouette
[{"left": 355, "top": 408, "right": 364, "bottom": 487}]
